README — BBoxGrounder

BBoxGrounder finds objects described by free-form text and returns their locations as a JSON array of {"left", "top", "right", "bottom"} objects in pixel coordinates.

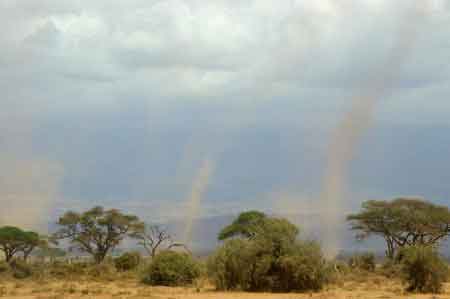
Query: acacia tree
[
  {"left": 347, "top": 198, "right": 450, "bottom": 258},
  {"left": 219, "top": 211, "right": 299, "bottom": 257},
  {"left": 54, "top": 206, "right": 144, "bottom": 263},
  {"left": 0, "top": 226, "right": 45, "bottom": 263},
  {"left": 133, "top": 224, "right": 172, "bottom": 257},
  {"left": 218, "top": 210, "right": 268, "bottom": 240}
]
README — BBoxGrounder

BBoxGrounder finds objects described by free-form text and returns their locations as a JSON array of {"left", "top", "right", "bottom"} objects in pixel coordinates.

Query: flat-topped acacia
[
  {"left": 0, "top": 226, "right": 44, "bottom": 262},
  {"left": 347, "top": 198, "right": 450, "bottom": 258},
  {"left": 54, "top": 206, "right": 144, "bottom": 263}
]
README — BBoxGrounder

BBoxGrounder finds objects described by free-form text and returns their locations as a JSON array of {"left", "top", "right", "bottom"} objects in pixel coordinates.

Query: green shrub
[
  {"left": 142, "top": 251, "right": 201, "bottom": 286},
  {"left": 9, "top": 260, "right": 32, "bottom": 279},
  {"left": 348, "top": 252, "right": 376, "bottom": 272},
  {"left": 207, "top": 239, "right": 330, "bottom": 292},
  {"left": 277, "top": 242, "right": 330, "bottom": 292},
  {"left": 207, "top": 239, "right": 255, "bottom": 291},
  {"left": 400, "top": 246, "right": 448, "bottom": 293},
  {"left": 114, "top": 252, "right": 141, "bottom": 271}
]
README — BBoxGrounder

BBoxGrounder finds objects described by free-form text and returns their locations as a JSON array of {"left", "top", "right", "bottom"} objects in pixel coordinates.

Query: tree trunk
[
  {"left": 5, "top": 250, "right": 15, "bottom": 264},
  {"left": 385, "top": 237, "right": 395, "bottom": 259},
  {"left": 94, "top": 250, "right": 108, "bottom": 264}
]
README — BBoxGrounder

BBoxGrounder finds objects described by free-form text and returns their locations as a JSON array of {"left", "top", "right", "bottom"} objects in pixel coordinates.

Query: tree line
[
  {"left": 1, "top": 197, "right": 450, "bottom": 265},
  {"left": 0, "top": 206, "right": 175, "bottom": 264}
]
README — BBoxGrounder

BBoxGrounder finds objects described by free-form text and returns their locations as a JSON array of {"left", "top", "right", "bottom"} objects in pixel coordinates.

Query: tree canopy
[
  {"left": 54, "top": 206, "right": 144, "bottom": 263},
  {"left": 218, "top": 211, "right": 299, "bottom": 257},
  {"left": 347, "top": 198, "right": 450, "bottom": 258},
  {"left": 218, "top": 211, "right": 268, "bottom": 240},
  {"left": 0, "top": 226, "right": 44, "bottom": 262}
]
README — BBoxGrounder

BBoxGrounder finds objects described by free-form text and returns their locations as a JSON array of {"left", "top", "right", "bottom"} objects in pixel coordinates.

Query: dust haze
[
  {"left": 320, "top": 0, "right": 430, "bottom": 257},
  {"left": 183, "top": 157, "right": 216, "bottom": 246},
  {"left": 0, "top": 108, "right": 63, "bottom": 232}
]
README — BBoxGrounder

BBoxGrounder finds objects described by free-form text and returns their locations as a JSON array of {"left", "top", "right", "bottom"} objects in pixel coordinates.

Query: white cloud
[
  {"left": 0, "top": 1, "right": 449, "bottom": 226},
  {"left": 1, "top": 1, "right": 448, "bottom": 105}
]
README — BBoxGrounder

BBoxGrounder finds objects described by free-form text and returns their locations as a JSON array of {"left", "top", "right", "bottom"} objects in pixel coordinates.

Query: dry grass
[{"left": 0, "top": 275, "right": 449, "bottom": 299}]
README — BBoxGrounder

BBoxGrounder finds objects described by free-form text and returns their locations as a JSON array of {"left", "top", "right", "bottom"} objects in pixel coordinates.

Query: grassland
[{"left": 0, "top": 272, "right": 449, "bottom": 299}]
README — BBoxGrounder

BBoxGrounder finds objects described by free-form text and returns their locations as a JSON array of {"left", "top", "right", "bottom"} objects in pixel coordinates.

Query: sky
[{"left": 1, "top": 0, "right": 450, "bottom": 230}]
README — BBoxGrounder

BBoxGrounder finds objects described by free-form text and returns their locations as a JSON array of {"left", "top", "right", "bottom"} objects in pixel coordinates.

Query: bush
[
  {"left": 9, "top": 260, "right": 32, "bottom": 279},
  {"left": 348, "top": 252, "right": 376, "bottom": 272},
  {"left": 207, "top": 239, "right": 254, "bottom": 291},
  {"left": 277, "top": 242, "right": 330, "bottom": 292},
  {"left": 114, "top": 252, "right": 141, "bottom": 271},
  {"left": 400, "top": 246, "right": 448, "bottom": 293},
  {"left": 208, "top": 238, "right": 282, "bottom": 291},
  {"left": 207, "top": 239, "right": 330, "bottom": 292},
  {"left": 142, "top": 251, "right": 201, "bottom": 286}
]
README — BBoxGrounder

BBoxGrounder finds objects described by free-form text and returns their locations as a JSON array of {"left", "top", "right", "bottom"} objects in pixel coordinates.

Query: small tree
[
  {"left": 0, "top": 226, "right": 44, "bottom": 263},
  {"left": 54, "top": 206, "right": 144, "bottom": 263},
  {"left": 347, "top": 198, "right": 450, "bottom": 258},
  {"left": 133, "top": 224, "right": 172, "bottom": 258}
]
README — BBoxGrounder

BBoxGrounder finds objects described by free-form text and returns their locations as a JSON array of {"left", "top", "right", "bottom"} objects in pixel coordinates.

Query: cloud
[
  {"left": 0, "top": 1, "right": 449, "bottom": 224},
  {"left": 2, "top": 0, "right": 449, "bottom": 104}
]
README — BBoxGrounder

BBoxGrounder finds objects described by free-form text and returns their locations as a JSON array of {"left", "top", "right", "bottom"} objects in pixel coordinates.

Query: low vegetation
[
  {"left": 208, "top": 211, "right": 330, "bottom": 292},
  {"left": 114, "top": 251, "right": 141, "bottom": 272},
  {"left": 348, "top": 252, "right": 376, "bottom": 272},
  {"left": 0, "top": 200, "right": 450, "bottom": 296},
  {"left": 9, "top": 259, "right": 33, "bottom": 279},
  {"left": 142, "top": 250, "right": 201, "bottom": 286},
  {"left": 400, "top": 245, "right": 448, "bottom": 293}
]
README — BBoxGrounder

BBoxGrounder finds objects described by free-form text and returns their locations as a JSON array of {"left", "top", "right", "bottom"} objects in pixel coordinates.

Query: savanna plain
[{"left": 0, "top": 273, "right": 448, "bottom": 299}]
